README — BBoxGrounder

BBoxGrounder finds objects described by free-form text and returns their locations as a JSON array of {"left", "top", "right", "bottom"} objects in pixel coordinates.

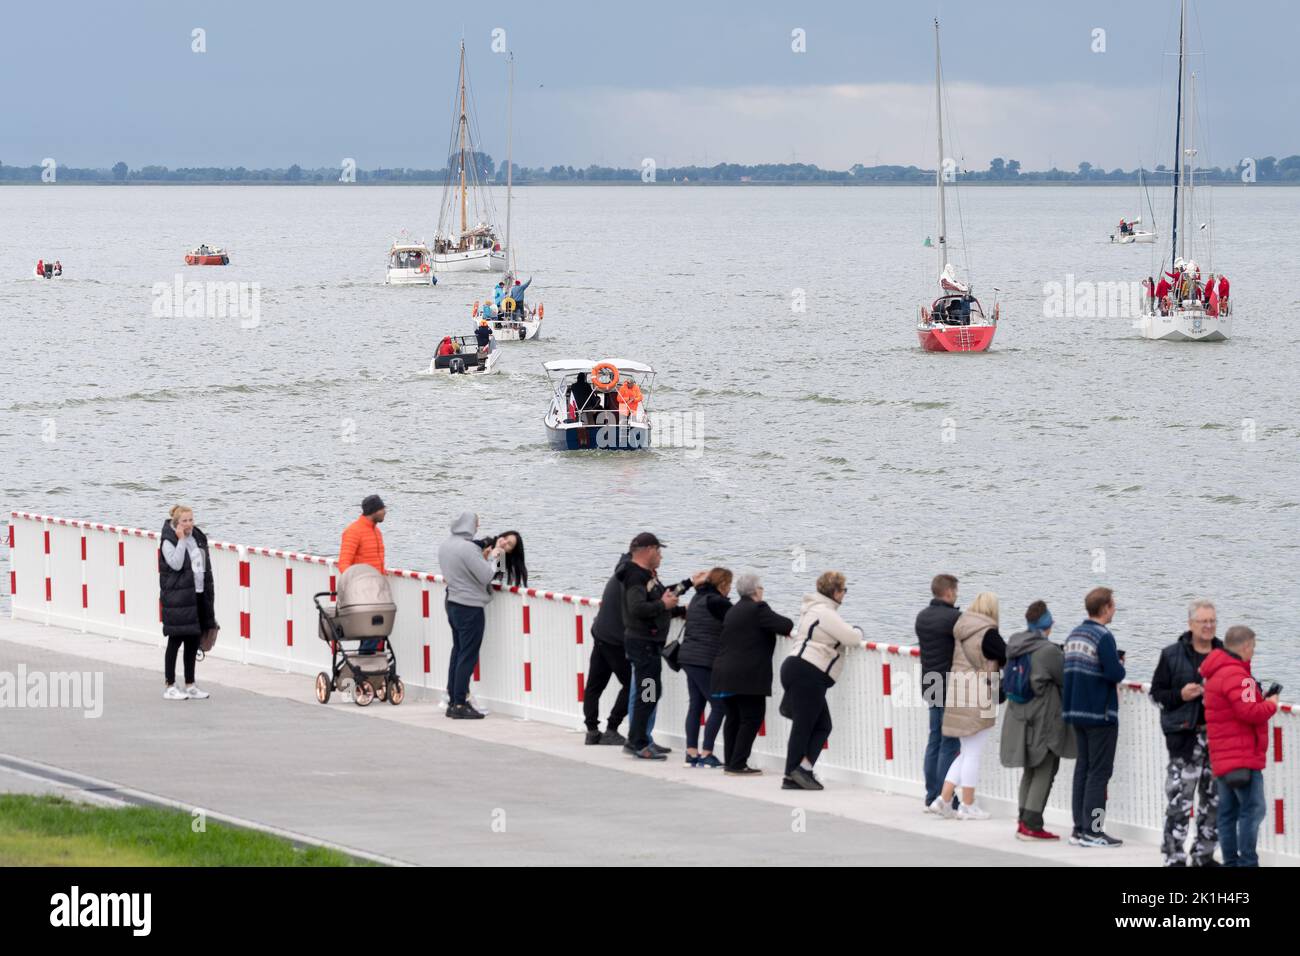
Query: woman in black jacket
[
  {"left": 679, "top": 568, "right": 733, "bottom": 768},
  {"left": 709, "top": 573, "right": 794, "bottom": 776},
  {"left": 159, "top": 505, "right": 217, "bottom": 700}
]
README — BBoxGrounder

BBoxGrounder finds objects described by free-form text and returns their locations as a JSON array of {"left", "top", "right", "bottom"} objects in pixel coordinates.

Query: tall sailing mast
[
  {"left": 505, "top": 52, "right": 514, "bottom": 273},
  {"left": 933, "top": 18, "right": 947, "bottom": 280},
  {"left": 1170, "top": 0, "right": 1186, "bottom": 265},
  {"left": 458, "top": 40, "right": 468, "bottom": 239}
]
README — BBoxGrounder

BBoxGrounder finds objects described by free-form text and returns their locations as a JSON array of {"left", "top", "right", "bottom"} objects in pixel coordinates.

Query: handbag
[
  {"left": 661, "top": 637, "right": 683, "bottom": 672},
  {"left": 1219, "top": 767, "right": 1253, "bottom": 790},
  {"left": 199, "top": 624, "right": 220, "bottom": 656}
]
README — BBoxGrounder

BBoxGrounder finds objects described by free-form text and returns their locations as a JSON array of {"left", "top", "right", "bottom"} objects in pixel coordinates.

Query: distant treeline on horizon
[{"left": 4, "top": 153, "right": 1300, "bottom": 184}]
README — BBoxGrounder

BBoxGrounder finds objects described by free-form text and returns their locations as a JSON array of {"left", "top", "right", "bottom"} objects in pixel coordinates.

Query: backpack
[{"left": 1003, "top": 652, "right": 1035, "bottom": 704}]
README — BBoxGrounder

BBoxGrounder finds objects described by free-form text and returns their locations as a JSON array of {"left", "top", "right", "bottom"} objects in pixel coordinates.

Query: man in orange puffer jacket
[
  {"left": 1201, "top": 625, "right": 1280, "bottom": 867},
  {"left": 339, "top": 495, "right": 388, "bottom": 651}
]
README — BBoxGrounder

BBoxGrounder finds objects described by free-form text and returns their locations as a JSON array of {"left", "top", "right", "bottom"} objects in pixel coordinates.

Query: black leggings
[
  {"left": 780, "top": 656, "right": 834, "bottom": 775},
  {"left": 721, "top": 694, "right": 766, "bottom": 770},
  {"left": 165, "top": 633, "right": 200, "bottom": 685}
]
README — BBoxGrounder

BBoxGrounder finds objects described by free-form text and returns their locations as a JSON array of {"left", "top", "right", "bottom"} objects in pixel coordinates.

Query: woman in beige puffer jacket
[{"left": 932, "top": 592, "right": 1007, "bottom": 820}]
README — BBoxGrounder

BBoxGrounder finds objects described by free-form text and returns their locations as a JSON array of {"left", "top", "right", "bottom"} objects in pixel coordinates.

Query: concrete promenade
[{"left": 0, "top": 617, "right": 1160, "bottom": 866}]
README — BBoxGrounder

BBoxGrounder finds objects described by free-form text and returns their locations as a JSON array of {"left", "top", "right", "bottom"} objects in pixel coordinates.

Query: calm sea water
[{"left": 1, "top": 184, "right": 1297, "bottom": 686}]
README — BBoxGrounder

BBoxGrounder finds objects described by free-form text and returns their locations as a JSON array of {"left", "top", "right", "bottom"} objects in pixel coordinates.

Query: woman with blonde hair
[
  {"left": 159, "top": 505, "right": 217, "bottom": 700},
  {"left": 932, "top": 590, "right": 1007, "bottom": 819},
  {"left": 781, "top": 570, "right": 867, "bottom": 790}
]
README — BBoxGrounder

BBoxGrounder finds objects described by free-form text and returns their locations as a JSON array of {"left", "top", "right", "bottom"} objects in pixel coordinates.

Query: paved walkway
[{"left": 0, "top": 618, "right": 1156, "bottom": 865}]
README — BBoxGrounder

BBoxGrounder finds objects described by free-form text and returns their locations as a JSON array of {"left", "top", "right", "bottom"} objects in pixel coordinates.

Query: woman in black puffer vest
[
  {"left": 159, "top": 505, "right": 216, "bottom": 700},
  {"left": 678, "top": 568, "right": 734, "bottom": 768}
]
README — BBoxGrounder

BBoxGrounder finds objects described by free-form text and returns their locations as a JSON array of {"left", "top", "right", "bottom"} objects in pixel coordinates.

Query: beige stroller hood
[{"left": 328, "top": 564, "right": 396, "bottom": 640}]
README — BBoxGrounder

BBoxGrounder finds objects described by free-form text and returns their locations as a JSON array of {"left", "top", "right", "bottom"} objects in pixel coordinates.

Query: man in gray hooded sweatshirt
[{"left": 438, "top": 512, "right": 503, "bottom": 719}]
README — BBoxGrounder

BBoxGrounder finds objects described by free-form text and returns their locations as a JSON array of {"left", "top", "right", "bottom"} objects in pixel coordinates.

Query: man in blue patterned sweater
[{"left": 1062, "top": 586, "right": 1127, "bottom": 848}]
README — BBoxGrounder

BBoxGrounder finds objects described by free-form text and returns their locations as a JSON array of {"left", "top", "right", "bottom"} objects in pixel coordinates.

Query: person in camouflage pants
[
  {"left": 1151, "top": 602, "right": 1223, "bottom": 867},
  {"left": 1162, "top": 728, "right": 1218, "bottom": 865}
]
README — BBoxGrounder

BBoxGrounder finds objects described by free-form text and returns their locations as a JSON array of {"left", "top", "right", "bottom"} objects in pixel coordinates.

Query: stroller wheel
[
  {"left": 314, "top": 672, "right": 332, "bottom": 704},
  {"left": 354, "top": 680, "right": 376, "bottom": 707},
  {"left": 375, "top": 682, "right": 387, "bottom": 702},
  {"left": 388, "top": 678, "right": 405, "bottom": 705}
]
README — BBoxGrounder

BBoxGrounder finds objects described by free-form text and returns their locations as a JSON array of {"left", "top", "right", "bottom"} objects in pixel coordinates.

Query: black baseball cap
[
  {"left": 629, "top": 532, "right": 664, "bottom": 550},
  {"left": 361, "top": 495, "right": 386, "bottom": 516}
]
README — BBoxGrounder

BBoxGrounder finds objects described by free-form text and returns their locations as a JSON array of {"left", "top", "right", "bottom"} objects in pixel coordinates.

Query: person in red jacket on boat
[
  {"left": 1218, "top": 275, "right": 1230, "bottom": 314},
  {"left": 436, "top": 336, "right": 458, "bottom": 357},
  {"left": 1200, "top": 625, "right": 1280, "bottom": 867},
  {"left": 1154, "top": 276, "right": 1172, "bottom": 315}
]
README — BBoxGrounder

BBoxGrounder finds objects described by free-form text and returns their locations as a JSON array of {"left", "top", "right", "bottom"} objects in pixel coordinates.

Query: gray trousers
[
  {"left": 1162, "top": 729, "right": 1218, "bottom": 866},
  {"left": 1018, "top": 753, "right": 1061, "bottom": 831}
]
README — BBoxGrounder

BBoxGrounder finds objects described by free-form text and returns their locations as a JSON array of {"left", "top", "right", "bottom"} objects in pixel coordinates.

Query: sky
[{"left": 0, "top": 0, "right": 1295, "bottom": 173}]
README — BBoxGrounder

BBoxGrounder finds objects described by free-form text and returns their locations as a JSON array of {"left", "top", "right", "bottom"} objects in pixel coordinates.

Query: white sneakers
[
  {"left": 928, "top": 796, "right": 956, "bottom": 819},
  {"left": 929, "top": 797, "right": 991, "bottom": 820},
  {"left": 185, "top": 685, "right": 210, "bottom": 700},
  {"left": 163, "top": 684, "right": 210, "bottom": 700}
]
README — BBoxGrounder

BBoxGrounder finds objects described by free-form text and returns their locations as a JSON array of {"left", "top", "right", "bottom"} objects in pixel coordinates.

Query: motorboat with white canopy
[{"left": 543, "top": 359, "right": 655, "bottom": 450}]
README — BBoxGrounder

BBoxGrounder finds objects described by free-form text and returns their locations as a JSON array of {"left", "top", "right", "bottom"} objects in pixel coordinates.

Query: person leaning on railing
[
  {"left": 583, "top": 548, "right": 634, "bottom": 747},
  {"left": 678, "top": 567, "right": 734, "bottom": 769},
  {"left": 1201, "top": 625, "right": 1281, "bottom": 868},
  {"left": 780, "top": 571, "right": 866, "bottom": 791}
]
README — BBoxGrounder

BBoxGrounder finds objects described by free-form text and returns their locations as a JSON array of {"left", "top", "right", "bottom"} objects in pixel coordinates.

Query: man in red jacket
[{"left": 1201, "top": 625, "right": 1280, "bottom": 867}]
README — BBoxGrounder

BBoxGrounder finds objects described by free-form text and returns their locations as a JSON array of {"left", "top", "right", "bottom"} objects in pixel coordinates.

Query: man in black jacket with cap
[
  {"left": 621, "top": 532, "right": 706, "bottom": 760},
  {"left": 1151, "top": 599, "right": 1223, "bottom": 866},
  {"left": 583, "top": 550, "right": 632, "bottom": 746}
]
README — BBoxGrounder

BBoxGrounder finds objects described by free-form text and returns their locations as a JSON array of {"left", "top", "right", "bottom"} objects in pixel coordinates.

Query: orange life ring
[
  {"left": 591, "top": 363, "right": 620, "bottom": 391},
  {"left": 419, "top": 263, "right": 431, "bottom": 274}
]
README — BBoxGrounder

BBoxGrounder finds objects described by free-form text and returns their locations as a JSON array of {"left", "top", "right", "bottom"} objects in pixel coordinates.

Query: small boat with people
[
  {"left": 543, "top": 359, "right": 654, "bottom": 451},
  {"left": 34, "top": 258, "right": 63, "bottom": 279},
  {"left": 385, "top": 238, "right": 436, "bottom": 285},
  {"left": 1110, "top": 216, "right": 1156, "bottom": 244},
  {"left": 185, "top": 244, "right": 229, "bottom": 266},
  {"left": 425, "top": 327, "right": 500, "bottom": 376},
  {"left": 475, "top": 274, "right": 543, "bottom": 340},
  {"left": 914, "top": 20, "right": 1000, "bottom": 353}
]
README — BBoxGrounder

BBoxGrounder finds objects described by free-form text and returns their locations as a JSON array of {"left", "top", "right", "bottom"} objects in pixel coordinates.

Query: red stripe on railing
[
  {"left": 285, "top": 567, "right": 293, "bottom": 595},
  {"left": 576, "top": 672, "right": 585, "bottom": 702},
  {"left": 286, "top": 619, "right": 293, "bottom": 647},
  {"left": 80, "top": 536, "right": 86, "bottom": 561},
  {"left": 758, "top": 720, "right": 766, "bottom": 737},
  {"left": 329, "top": 574, "right": 336, "bottom": 594},
  {"left": 1276, "top": 799, "right": 1285, "bottom": 835},
  {"left": 524, "top": 661, "right": 532, "bottom": 692},
  {"left": 44, "top": 578, "right": 51, "bottom": 602},
  {"left": 522, "top": 604, "right": 531, "bottom": 635},
  {"left": 1275, "top": 726, "right": 1284, "bottom": 764},
  {"left": 575, "top": 614, "right": 584, "bottom": 644},
  {"left": 43, "top": 530, "right": 50, "bottom": 554},
  {"left": 8, "top": 571, "right": 14, "bottom": 597},
  {"left": 422, "top": 590, "right": 430, "bottom": 618},
  {"left": 118, "top": 591, "right": 125, "bottom": 615},
  {"left": 239, "top": 560, "right": 250, "bottom": 588},
  {"left": 423, "top": 646, "right": 430, "bottom": 674},
  {"left": 884, "top": 727, "right": 894, "bottom": 760},
  {"left": 81, "top": 584, "right": 87, "bottom": 609},
  {"left": 240, "top": 611, "right": 250, "bottom": 639},
  {"left": 473, "top": 661, "right": 481, "bottom": 682},
  {"left": 118, "top": 541, "right": 125, "bottom": 566},
  {"left": 882, "top": 661, "right": 892, "bottom": 696}
]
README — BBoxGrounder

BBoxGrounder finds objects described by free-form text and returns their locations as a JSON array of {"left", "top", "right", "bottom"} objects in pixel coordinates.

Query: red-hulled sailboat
[{"left": 916, "top": 19, "right": 999, "bottom": 353}]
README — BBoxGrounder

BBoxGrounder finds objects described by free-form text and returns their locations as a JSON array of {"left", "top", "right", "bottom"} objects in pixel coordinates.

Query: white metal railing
[{"left": 5, "top": 509, "right": 1297, "bottom": 860}]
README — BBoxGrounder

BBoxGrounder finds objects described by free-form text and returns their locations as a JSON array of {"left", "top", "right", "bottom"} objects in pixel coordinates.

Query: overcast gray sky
[{"left": 1, "top": 0, "right": 1294, "bottom": 172}]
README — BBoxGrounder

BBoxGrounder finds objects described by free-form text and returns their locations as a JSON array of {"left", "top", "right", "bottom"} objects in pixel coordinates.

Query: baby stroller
[{"left": 313, "top": 564, "right": 405, "bottom": 706}]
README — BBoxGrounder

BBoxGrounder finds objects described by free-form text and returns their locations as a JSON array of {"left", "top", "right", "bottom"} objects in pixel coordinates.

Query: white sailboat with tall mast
[
  {"left": 1136, "top": 0, "right": 1231, "bottom": 342},
  {"left": 915, "top": 18, "right": 999, "bottom": 353},
  {"left": 432, "top": 40, "right": 507, "bottom": 273}
]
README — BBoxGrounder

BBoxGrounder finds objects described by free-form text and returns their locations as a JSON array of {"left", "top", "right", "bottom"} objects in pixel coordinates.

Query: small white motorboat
[
  {"left": 1110, "top": 217, "right": 1156, "bottom": 244},
  {"left": 543, "top": 359, "right": 655, "bottom": 451},
  {"left": 386, "top": 239, "right": 436, "bottom": 286},
  {"left": 425, "top": 333, "right": 501, "bottom": 376}
]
